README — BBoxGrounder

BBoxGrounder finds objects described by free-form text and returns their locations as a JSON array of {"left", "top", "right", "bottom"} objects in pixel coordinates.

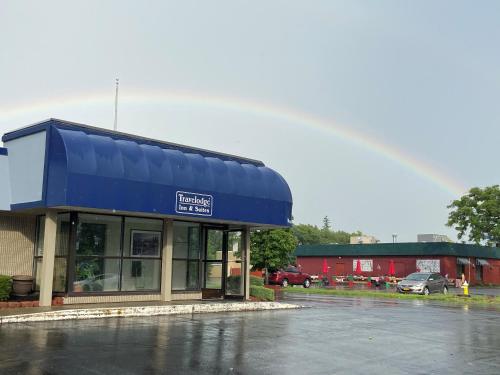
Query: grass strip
[
  {"left": 283, "top": 287, "right": 500, "bottom": 306},
  {"left": 250, "top": 285, "right": 275, "bottom": 301}
]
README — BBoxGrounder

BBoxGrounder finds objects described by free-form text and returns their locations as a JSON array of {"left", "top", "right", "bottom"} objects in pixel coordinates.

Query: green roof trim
[{"left": 295, "top": 242, "right": 500, "bottom": 260}]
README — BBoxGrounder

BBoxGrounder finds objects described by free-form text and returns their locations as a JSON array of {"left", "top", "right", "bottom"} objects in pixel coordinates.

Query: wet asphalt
[{"left": 0, "top": 294, "right": 499, "bottom": 375}]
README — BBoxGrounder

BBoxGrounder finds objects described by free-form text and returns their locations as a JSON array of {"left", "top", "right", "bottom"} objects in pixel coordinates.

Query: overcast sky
[{"left": 1, "top": 1, "right": 499, "bottom": 242}]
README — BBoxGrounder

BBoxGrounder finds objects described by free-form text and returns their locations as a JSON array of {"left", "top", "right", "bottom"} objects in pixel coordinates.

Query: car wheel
[
  {"left": 423, "top": 287, "right": 430, "bottom": 296},
  {"left": 282, "top": 279, "right": 289, "bottom": 288},
  {"left": 303, "top": 279, "right": 311, "bottom": 288},
  {"left": 443, "top": 286, "right": 448, "bottom": 295}
]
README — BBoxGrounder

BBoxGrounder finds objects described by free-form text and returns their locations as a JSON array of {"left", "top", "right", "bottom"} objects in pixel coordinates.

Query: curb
[{"left": 0, "top": 302, "right": 301, "bottom": 324}]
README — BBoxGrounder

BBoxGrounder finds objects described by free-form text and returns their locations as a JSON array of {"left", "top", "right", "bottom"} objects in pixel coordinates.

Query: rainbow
[{"left": 0, "top": 89, "right": 466, "bottom": 196}]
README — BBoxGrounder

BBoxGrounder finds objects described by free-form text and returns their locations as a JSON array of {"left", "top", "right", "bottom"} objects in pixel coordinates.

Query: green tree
[
  {"left": 251, "top": 229, "right": 298, "bottom": 283},
  {"left": 291, "top": 224, "right": 323, "bottom": 245},
  {"left": 447, "top": 185, "right": 500, "bottom": 245},
  {"left": 322, "top": 216, "right": 331, "bottom": 231},
  {"left": 292, "top": 222, "right": 359, "bottom": 245}
]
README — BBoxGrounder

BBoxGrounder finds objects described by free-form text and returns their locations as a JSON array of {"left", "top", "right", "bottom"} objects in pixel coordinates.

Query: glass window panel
[
  {"left": 34, "top": 257, "right": 67, "bottom": 292},
  {"left": 173, "top": 222, "right": 200, "bottom": 260},
  {"left": 188, "top": 227, "right": 200, "bottom": 259},
  {"left": 226, "top": 261, "right": 244, "bottom": 296},
  {"left": 188, "top": 248, "right": 200, "bottom": 260},
  {"left": 187, "top": 261, "right": 199, "bottom": 289},
  {"left": 123, "top": 217, "right": 163, "bottom": 257},
  {"left": 476, "top": 266, "right": 483, "bottom": 281},
  {"left": 36, "top": 214, "right": 71, "bottom": 256},
  {"left": 53, "top": 258, "right": 67, "bottom": 292},
  {"left": 206, "top": 230, "right": 223, "bottom": 261},
  {"left": 172, "top": 260, "right": 187, "bottom": 290},
  {"left": 174, "top": 221, "right": 192, "bottom": 243},
  {"left": 173, "top": 222, "right": 190, "bottom": 243},
  {"left": 173, "top": 243, "right": 188, "bottom": 259},
  {"left": 121, "top": 259, "right": 161, "bottom": 291},
  {"left": 76, "top": 214, "right": 121, "bottom": 256},
  {"left": 34, "top": 258, "right": 42, "bottom": 290},
  {"left": 73, "top": 258, "right": 120, "bottom": 292},
  {"left": 205, "top": 263, "right": 222, "bottom": 289},
  {"left": 227, "top": 231, "right": 243, "bottom": 262},
  {"left": 56, "top": 214, "right": 70, "bottom": 256}
]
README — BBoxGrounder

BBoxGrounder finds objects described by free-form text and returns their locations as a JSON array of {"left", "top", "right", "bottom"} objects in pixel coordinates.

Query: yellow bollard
[{"left": 462, "top": 281, "right": 469, "bottom": 296}]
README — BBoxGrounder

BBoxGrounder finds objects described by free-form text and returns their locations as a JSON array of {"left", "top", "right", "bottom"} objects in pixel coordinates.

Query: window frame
[{"left": 34, "top": 211, "right": 164, "bottom": 296}]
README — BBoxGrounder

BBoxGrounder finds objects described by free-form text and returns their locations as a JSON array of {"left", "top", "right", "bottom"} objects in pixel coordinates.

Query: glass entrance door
[
  {"left": 203, "top": 228, "right": 245, "bottom": 299},
  {"left": 203, "top": 229, "right": 224, "bottom": 298}
]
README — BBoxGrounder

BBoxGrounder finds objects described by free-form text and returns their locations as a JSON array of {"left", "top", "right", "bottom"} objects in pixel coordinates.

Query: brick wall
[{"left": 0, "top": 212, "right": 36, "bottom": 276}]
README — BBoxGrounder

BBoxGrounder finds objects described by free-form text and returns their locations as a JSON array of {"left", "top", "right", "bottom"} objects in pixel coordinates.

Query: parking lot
[{"left": 1, "top": 295, "right": 499, "bottom": 374}]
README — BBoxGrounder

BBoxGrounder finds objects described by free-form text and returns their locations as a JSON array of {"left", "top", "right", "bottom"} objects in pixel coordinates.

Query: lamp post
[{"left": 392, "top": 233, "right": 398, "bottom": 244}]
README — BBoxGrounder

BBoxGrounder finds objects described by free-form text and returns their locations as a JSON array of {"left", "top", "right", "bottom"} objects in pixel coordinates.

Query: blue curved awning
[{"left": 4, "top": 119, "right": 292, "bottom": 226}]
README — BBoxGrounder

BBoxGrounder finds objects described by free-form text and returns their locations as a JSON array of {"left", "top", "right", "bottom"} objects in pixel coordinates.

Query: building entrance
[{"left": 202, "top": 228, "right": 245, "bottom": 299}]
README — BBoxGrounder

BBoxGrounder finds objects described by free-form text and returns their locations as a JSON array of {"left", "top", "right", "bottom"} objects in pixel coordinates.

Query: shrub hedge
[
  {"left": 250, "top": 275, "right": 264, "bottom": 286},
  {"left": 0, "top": 275, "right": 12, "bottom": 301},
  {"left": 250, "top": 285, "right": 274, "bottom": 301}
]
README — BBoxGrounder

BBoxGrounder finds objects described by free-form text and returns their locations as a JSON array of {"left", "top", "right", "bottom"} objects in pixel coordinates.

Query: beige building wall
[
  {"left": 63, "top": 293, "right": 204, "bottom": 306},
  {"left": 63, "top": 294, "right": 162, "bottom": 305},
  {"left": 0, "top": 212, "right": 36, "bottom": 276}
]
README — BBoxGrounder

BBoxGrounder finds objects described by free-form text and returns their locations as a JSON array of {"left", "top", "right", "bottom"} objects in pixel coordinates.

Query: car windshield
[{"left": 405, "top": 273, "right": 429, "bottom": 281}]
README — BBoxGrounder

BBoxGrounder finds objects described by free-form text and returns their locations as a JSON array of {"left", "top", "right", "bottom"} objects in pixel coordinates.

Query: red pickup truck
[{"left": 268, "top": 266, "right": 312, "bottom": 288}]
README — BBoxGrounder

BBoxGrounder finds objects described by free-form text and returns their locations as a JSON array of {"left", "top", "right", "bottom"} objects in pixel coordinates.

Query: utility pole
[{"left": 114, "top": 78, "right": 119, "bottom": 131}]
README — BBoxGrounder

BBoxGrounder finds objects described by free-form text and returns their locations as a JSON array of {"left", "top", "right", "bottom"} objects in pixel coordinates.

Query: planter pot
[{"left": 12, "top": 275, "right": 34, "bottom": 296}]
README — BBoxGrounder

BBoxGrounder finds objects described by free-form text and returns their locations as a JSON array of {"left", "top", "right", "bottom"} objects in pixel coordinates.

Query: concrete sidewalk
[{"left": 0, "top": 300, "right": 301, "bottom": 324}]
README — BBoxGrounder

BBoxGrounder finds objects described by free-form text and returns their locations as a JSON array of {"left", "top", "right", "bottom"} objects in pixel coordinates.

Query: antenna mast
[{"left": 113, "top": 78, "right": 119, "bottom": 131}]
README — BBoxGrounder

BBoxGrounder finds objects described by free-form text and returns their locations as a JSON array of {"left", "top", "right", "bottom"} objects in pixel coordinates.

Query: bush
[
  {"left": 250, "top": 285, "right": 274, "bottom": 301},
  {"left": 250, "top": 275, "right": 264, "bottom": 286},
  {"left": 0, "top": 275, "right": 12, "bottom": 301}
]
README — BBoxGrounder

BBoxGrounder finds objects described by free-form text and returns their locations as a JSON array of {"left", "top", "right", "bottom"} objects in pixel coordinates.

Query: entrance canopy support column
[
  {"left": 39, "top": 210, "right": 57, "bottom": 307},
  {"left": 160, "top": 219, "right": 173, "bottom": 301},
  {"left": 244, "top": 226, "right": 251, "bottom": 300}
]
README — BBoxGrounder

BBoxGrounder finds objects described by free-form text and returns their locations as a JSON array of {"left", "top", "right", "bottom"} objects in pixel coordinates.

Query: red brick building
[{"left": 295, "top": 242, "right": 500, "bottom": 285}]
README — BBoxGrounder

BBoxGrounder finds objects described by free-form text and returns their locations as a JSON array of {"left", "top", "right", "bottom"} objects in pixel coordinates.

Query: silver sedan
[{"left": 397, "top": 272, "right": 448, "bottom": 295}]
